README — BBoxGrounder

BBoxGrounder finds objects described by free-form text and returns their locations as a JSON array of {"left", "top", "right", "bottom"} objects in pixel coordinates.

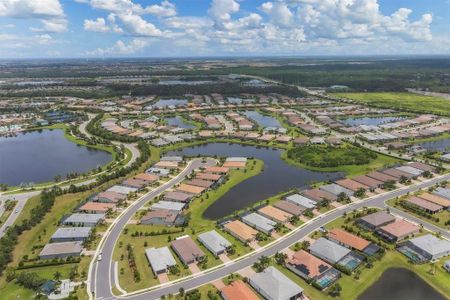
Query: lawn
[
  {"left": 113, "top": 159, "right": 264, "bottom": 293},
  {"left": 282, "top": 144, "right": 401, "bottom": 176},
  {"left": 334, "top": 92, "right": 450, "bottom": 116}
]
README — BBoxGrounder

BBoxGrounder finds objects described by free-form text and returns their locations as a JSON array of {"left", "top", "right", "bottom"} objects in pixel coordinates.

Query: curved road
[
  {"left": 79, "top": 115, "right": 140, "bottom": 168},
  {"left": 90, "top": 158, "right": 217, "bottom": 300},
  {"left": 92, "top": 170, "right": 450, "bottom": 299}
]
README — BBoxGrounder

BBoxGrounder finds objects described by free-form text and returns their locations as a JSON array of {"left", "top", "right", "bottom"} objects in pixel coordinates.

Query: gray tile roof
[
  {"left": 320, "top": 183, "right": 353, "bottom": 197},
  {"left": 433, "top": 187, "right": 450, "bottom": 200},
  {"left": 309, "top": 237, "right": 351, "bottom": 264},
  {"left": 51, "top": 227, "right": 92, "bottom": 240},
  {"left": 242, "top": 213, "right": 276, "bottom": 233},
  {"left": 62, "top": 213, "right": 104, "bottom": 225},
  {"left": 249, "top": 266, "right": 303, "bottom": 300},
  {"left": 151, "top": 201, "right": 185, "bottom": 212},
  {"left": 285, "top": 194, "right": 316, "bottom": 209},
  {"left": 395, "top": 166, "right": 423, "bottom": 176},
  {"left": 145, "top": 247, "right": 177, "bottom": 273},
  {"left": 407, "top": 234, "right": 450, "bottom": 257},
  {"left": 198, "top": 230, "right": 232, "bottom": 254}
]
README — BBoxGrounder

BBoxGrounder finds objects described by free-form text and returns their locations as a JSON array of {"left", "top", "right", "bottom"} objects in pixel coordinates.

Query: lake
[
  {"left": 168, "top": 143, "right": 343, "bottom": 219},
  {"left": 358, "top": 268, "right": 446, "bottom": 300},
  {"left": 166, "top": 116, "right": 195, "bottom": 129},
  {"left": 0, "top": 129, "right": 112, "bottom": 186},
  {"left": 244, "top": 111, "right": 282, "bottom": 128},
  {"left": 418, "top": 137, "right": 450, "bottom": 152},
  {"left": 342, "top": 116, "right": 405, "bottom": 126},
  {"left": 153, "top": 99, "right": 188, "bottom": 108}
]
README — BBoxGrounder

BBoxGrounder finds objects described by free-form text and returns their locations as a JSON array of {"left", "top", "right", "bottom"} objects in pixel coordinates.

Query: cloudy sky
[{"left": 1, "top": 0, "right": 449, "bottom": 58}]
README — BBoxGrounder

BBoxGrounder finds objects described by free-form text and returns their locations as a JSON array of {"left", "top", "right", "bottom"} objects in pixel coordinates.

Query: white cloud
[
  {"left": 84, "top": 17, "right": 110, "bottom": 32},
  {"left": 143, "top": 1, "right": 176, "bottom": 17},
  {"left": 87, "top": 38, "right": 149, "bottom": 55},
  {"left": 208, "top": 0, "right": 240, "bottom": 27},
  {"left": 261, "top": 1, "right": 293, "bottom": 27},
  {"left": 0, "top": 0, "right": 67, "bottom": 33},
  {"left": 117, "top": 13, "right": 162, "bottom": 36}
]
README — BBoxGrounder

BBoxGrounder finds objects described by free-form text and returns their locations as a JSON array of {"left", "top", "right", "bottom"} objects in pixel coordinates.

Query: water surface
[
  {"left": 166, "top": 116, "right": 195, "bottom": 129},
  {"left": 168, "top": 143, "right": 342, "bottom": 219},
  {"left": 358, "top": 268, "right": 445, "bottom": 300},
  {"left": 0, "top": 129, "right": 112, "bottom": 186},
  {"left": 244, "top": 111, "right": 281, "bottom": 128}
]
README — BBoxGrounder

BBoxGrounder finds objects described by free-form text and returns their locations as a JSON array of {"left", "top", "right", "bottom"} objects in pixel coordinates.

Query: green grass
[
  {"left": 113, "top": 160, "right": 263, "bottom": 292},
  {"left": 387, "top": 198, "right": 450, "bottom": 230},
  {"left": 334, "top": 92, "right": 450, "bottom": 116},
  {"left": 282, "top": 145, "right": 401, "bottom": 177}
]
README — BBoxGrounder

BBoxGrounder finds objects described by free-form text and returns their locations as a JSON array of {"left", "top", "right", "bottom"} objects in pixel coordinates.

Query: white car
[{"left": 97, "top": 254, "right": 102, "bottom": 261}]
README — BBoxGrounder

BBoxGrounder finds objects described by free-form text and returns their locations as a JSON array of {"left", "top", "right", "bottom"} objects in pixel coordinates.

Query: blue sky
[{"left": 0, "top": 0, "right": 449, "bottom": 58}]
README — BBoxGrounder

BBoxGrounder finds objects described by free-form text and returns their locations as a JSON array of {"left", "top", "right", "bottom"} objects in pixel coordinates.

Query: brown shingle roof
[
  {"left": 335, "top": 179, "right": 369, "bottom": 191},
  {"left": 205, "top": 166, "right": 229, "bottom": 174},
  {"left": 379, "top": 219, "right": 419, "bottom": 238},
  {"left": 177, "top": 184, "right": 205, "bottom": 195},
  {"left": 406, "top": 196, "right": 443, "bottom": 212},
  {"left": 79, "top": 202, "right": 115, "bottom": 213},
  {"left": 274, "top": 200, "right": 305, "bottom": 216},
  {"left": 257, "top": 205, "right": 292, "bottom": 223},
  {"left": 195, "top": 172, "right": 222, "bottom": 181},
  {"left": 224, "top": 220, "right": 257, "bottom": 241},
  {"left": 352, "top": 175, "right": 383, "bottom": 188},
  {"left": 184, "top": 179, "right": 215, "bottom": 188},
  {"left": 141, "top": 209, "right": 178, "bottom": 223},
  {"left": 359, "top": 211, "right": 395, "bottom": 227},
  {"left": 366, "top": 171, "right": 397, "bottom": 183},
  {"left": 164, "top": 191, "right": 192, "bottom": 202},
  {"left": 171, "top": 236, "right": 204, "bottom": 263},
  {"left": 418, "top": 193, "right": 450, "bottom": 207},
  {"left": 134, "top": 173, "right": 159, "bottom": 182},
  {"left": 302, "top": 189, "right": 337, "bottom": 202},
  {"left": 327, "top": 228, "right": 370, "bottom": 251}
]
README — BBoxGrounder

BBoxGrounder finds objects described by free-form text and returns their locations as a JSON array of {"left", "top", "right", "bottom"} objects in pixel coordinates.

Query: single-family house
[
  {"left": 145, "top": 247, "right": 177, "bottom": 274},
  {"left": 197, "top": 230, "right": 232, "bottom": 257},
  {"left": 50, "top": 227, "right": 92, "bottom": 242},
  {"left": 171, "top": 236, "right": 205, "bottom": 264},
  {"left": 356, "top": 211, "right": 395, "bottom": 231},
  {"left": 39, "top": 241, "right": 83, "bottom": 260},
  {"left": 223, "top": 220, "right": 258, "bottom": 243},
  {"left": 242, "top": 213, "right": 276, "bottom": 235}
]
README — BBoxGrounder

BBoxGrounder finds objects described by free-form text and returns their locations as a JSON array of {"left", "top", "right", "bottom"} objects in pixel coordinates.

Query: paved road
[
  {"left": 79, "top": 115, "right": 139, "bottom": 168},
  {"left": 91, "top": 158, "right": 217, "bottom": 300},
  {"left": 0, "top": 191, "right": 40, "bottom": 238},
  {"left": 93, "top": 171, "right": 450, "bottom": 300}
]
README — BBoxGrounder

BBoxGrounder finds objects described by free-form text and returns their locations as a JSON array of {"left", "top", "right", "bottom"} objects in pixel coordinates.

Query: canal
[{"left": 168, "top": 143, "right": 343, "bottom": 219}]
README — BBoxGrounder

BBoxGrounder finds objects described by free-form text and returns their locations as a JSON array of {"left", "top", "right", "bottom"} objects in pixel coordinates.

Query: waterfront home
[
  {"left": 39, "top": 241, "right": 83, "bottom": 260},
  {"left": 221, "top": 280, "right": 259, "bottom": 300},
  {"left": 381, "top": 167, "right": 415, "bottom": 179},
  {"left": 302, "top": 188, "right": 338, "bottom": 202},
  {"left": 195, "top": 172, "right": 223, "bottom": 182},
  {"left": 61, "top": 213, "right": 104, "bottom": 227},
  {"left": 257, "top": 205, "right": 293, "bottom": 223},
  {"left": 335, "top": 178, "right": 369, "bottom": 192},
  {"left": 223, "top": 220, "right": 258, "bottom": 243},
  {"left": 205, "top": 166, "right": 229, "bottom": 174},
  {"left": 376, "top": 219, "right": 420, "bottom": 243},
  {"left": 352, "top": 175, "right": 383, "bottom": 190},
  {"left": 50, "top": 227, "right": 92, "bottom": 243},
  {"left": 197, "top": 230, "right": 232, "bottom": 257},
  {"left": 150, "top": 201, "right": 185, "bottom": 213},
  {"left": 184, "top": 179, "right": 216, "bottom": 189},
  {"left": 273, "top": 200, "right": 305, "bottom": 216},
  {"left": 242, "top": 213, "right": 276, "bottom": 235},
  {"left": 171, "top": 236, "right": 205, "bottom": 265},
  {"left": 398, "top": 234, "right": 450, "bottom": 262},
  {"left": 248, "top": 266, "right": 304, "bottom": 300},
  {"left": 285, "top": 194, "right": 317, "bottom": 210},
  {"left": 145, "top": 247, "right": 177, "bottom": 275},
  {"left": 223, "top": 157, "right": 247, "bottom": 168},
  {"left": 366, "top": 171, "right": 398, "bottom": 183},
  {"left": 320, "top": 183, "right": 353, "bottom": 197},
  {"left": 357, "top": 211, "right": 395, "bottom": 231},
  {"left": 286, "top": 250, "right": 340, "bottom": 289},
  {"left": 407, "top": 162, "right": 436, "bottom": 173}
]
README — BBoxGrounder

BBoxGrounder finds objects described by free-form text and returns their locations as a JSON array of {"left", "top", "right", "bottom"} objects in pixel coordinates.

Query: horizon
[{"left": 1, "top": 0, "right": 450, "bottom": 59}]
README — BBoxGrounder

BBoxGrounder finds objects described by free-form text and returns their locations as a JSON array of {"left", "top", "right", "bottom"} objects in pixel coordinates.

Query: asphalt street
[{"left": 93, "top": 171, "right": 450, "bottom": 300}]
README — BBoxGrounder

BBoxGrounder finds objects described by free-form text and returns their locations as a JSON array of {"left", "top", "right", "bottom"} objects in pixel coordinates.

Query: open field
[{"left": 334, "top": 92, "right": 450, "bottom": 116}]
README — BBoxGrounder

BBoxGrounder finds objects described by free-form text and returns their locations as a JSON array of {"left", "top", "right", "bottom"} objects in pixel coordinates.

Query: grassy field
[
  {"left": 334, "top": 92, "right": 450, "bottom": 116},
  {"left": 113, "top": 159, "right": 264, "bottom": 292},
  {"left": 282, "top": 145, "right": 401, "bottom": 177}
]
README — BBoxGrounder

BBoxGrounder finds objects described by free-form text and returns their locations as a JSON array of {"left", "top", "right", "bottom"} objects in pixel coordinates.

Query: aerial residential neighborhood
[{"left": 1, "top": 1, "right": 450, "bottom": 300}]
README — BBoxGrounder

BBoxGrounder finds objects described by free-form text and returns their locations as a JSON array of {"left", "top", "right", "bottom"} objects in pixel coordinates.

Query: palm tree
[{"left": 53, "top": 271, "right": 62, "bottom": 281}]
